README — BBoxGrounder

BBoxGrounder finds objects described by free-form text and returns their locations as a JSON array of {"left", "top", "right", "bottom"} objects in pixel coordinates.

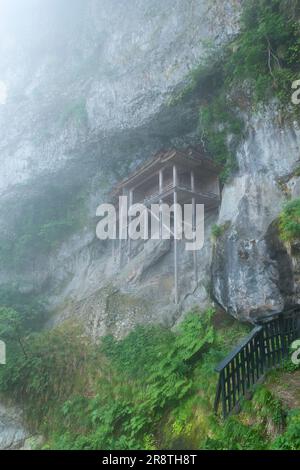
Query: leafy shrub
[
  {"left": 171, "top": 0, "right": 300, "bottom": 180},
  {"left": 225, "top": 0, "right": 300, "bottom": 105},
  {"left": 62, "top": 309, "right": 216, "bottom": 450},
  {"left": 0, "top": 308, "right": 217, "bottom": 450},
  {"left": 211, "top": 222, "right": 231, "bottom": 240},
  {"left": 0, "top": 321, "right": 99, "bottom": 426},
  {"left": 0, "top": 287, "right": 47, "bottom": 331},
  {"left": 1, "top": 305, "right": 299, "bottom": 450},
  {"left": 199, "top": 94, "right": 243, "bottom": 182},
  {"left": 251, "top": 386, "right": 286, "bottom": 426},
  {"left": 272, "top": 409, "right": 300, "bottom": 449},
  {"left": 279, "top": 198, "right": 300, "bottom": 242},
  {"left": 203, "top": 416, "right": 267, "bottom": 450}
]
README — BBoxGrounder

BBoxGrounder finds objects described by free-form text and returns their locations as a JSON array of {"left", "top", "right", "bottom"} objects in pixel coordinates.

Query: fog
[{"left": 0, "top": 0, "right": 92, "bottom": 100}]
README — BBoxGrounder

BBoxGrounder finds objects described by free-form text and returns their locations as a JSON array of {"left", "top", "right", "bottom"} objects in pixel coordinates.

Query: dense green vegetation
[
  {"left": 0, "top": 306, "right": 299, "bottom": 450},
  {"left": 0, "top": 286, "right": 47, "bottom": 330},
  {"left": 1, "top": 0, "right": 300, "bottom": 452},
  {"left": 279, "top": 198, "right": 300, "bottom": 242},
  {"left": 211, "top": 222, "right": 231, "bottom": 240},
  {"left": 0, "top": 184, "right": 88, "bottom": 269},
  {"left": 173, "top": 0, "right": 300, "bottom": 180}
]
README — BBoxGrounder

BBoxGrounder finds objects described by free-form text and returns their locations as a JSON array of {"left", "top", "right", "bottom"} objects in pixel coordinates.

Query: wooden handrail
[
  {"left": 215, "top": 326, "right": 263, "bottom": 373},
  {"left": 143, "top": 184, "right": 220, "bottom": 205},
  {"left": 214, "top": 308, "right": 300, "bottom": 418}
]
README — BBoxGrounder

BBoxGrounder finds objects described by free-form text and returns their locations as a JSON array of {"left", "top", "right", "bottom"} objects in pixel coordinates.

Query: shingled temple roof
[{"left": 111, "top": 146, "right": 221, "bottom": 200}]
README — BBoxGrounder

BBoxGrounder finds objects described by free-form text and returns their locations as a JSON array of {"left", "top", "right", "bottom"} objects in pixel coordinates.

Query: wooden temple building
[{"left": 111, "top": 147, "right": 221, "bottom": 304}]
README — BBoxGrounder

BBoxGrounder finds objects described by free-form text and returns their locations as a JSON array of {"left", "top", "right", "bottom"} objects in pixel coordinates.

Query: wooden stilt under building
[{"left": 110, "top": 147, "right": 221, "bottom": 304}]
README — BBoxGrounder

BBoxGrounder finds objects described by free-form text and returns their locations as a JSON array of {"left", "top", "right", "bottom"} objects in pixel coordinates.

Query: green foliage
[
  {"left": 45, "top": 311, "right": 252, "bottom": 450},
  {"left": 0, "top": 289, "right": 47, "bottom": 360},
  {"left": 0, "top": 322, "right": 98, "bottom": 426},
  {"left": 171, "top": 46, "right": 244, "bottom": 182},
  {"left": 272, "top": 409, "right": 300, "bottom": 449},
  {"left": 160, "top": 318, "right": 300, "bottom": 451},
  {"left": 0, "top": 309, "right": 218, "bottom": 450},
  {"left": 211, "top": 222, "right": 231, "bottom": 240},
  {"left": 0, "top": 305, "right": 299, "bottom": 450},
  {"left": 171, "top": 0, "right": 300, "bottom": 181},
  {"left": 101, "top": 326, "right": 174, "bottom": 380},
  {"left": 60, "top": 309, "right": 216, "bottom": 450},
  {"left": 0, "top": 185, "right": 88, "bottom": 269},
  {"left": 199, "top": 94, "right": 243, "bottom": 182},
  {"left": 279, "top": 198, "right": 300, "bottom": 242},
  {"left": 203, "top": 416, "right": 267, "bottom": 450},
  {"left": 211, "top": 224, "right": 223, "bottom": 239},
  {"left": 102, "top": 309, "right": 215, "bottom": 376},
  {"left": 226, "top": 0, "right": 300, "bottom": 107},
  {"left": 250, "top": 386, "right": 286, "bottom": 426},
  {"left": 0, "top": 287, "right": 47, "bottom": 325},
  {"left": 175, "top": 308, "right": 215, "bottom": 362},
  {"left": 0, "top": 307, "right": 24, "bottom": 343},
  {"left": 282, "top": 348, "right": 300, "bottom": 372}
]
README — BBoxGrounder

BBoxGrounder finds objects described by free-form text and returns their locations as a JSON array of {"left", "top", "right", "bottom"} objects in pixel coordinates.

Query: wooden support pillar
[
  {"left": 159, "top": 169, "right": 163, "bottom": 238},
  {"left": 112, "top": 238, "right": 115, "bottom": 259},
  {"left": 190, "top": 170, "right": 195, "bottom": 192},
  {"left": 191, "top": 170, "right": 198, "bottom": 285},
  {"left": 159, "top": 169, "right": 164, "bottom": 194},
  {"left": 118, "top": 198, "right": 121, "bottom": 267},
  {"left": 119, "top": 235, "right": 122, "bottom": 267},
  {"left": 173, "top": 164, "right": 178, "bottom": 187},
  {"left": 119, "top": 189, "right": 127, "bottom": 267},
  {"left": 128, "top": 189, "right": 133, "bottom": 259},
  {"left": 192, "top": 195, "right": 198, "bottom": 285},
  {"left": 173, "top": 165, "right": 178, "bottom": 304}
]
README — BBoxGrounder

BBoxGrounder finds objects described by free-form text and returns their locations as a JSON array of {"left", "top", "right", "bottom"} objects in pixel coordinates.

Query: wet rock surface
[
  {"left": 212, "top": 111, "right": 300, "bottom": 320},
  {"left": 0, "top": 2, "right": 299, "bottom": 333},
  {"left": 0, "top": 402, "right": 31, "bottom": 450}
]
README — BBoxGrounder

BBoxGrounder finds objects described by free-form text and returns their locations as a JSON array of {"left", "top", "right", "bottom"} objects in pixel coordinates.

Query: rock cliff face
[
  {"left": 0, "top": 401, "right": 31, "bottom": 449},
  {"left": 1, "top": 0, "right": 300, "bottom": 450},
  {"left": 212, "top": 110, "right": 300, "bottom": 321},
  {"left": 0, "top": 0, "right": 239, "bottom": 340},
  {"left": 0, "top": 1, "right": 299, "bottom": 340},
  {"left": 0, "top": 2, "right": 237, "bottom": 446},
  {"left": 0, "top": 0, "right": 300, "bottom": 336}
]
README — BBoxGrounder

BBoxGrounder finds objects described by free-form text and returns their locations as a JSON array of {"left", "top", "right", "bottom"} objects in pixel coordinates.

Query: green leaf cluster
[
  {"left": 172, "top": 0, "right": 300, "bottom": 181},
  {"left": 0, "top": 305, "right": 298, "bottom": 450},
  {"left": 279, "top": 198, "right": 300, "bottom": 242}
]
